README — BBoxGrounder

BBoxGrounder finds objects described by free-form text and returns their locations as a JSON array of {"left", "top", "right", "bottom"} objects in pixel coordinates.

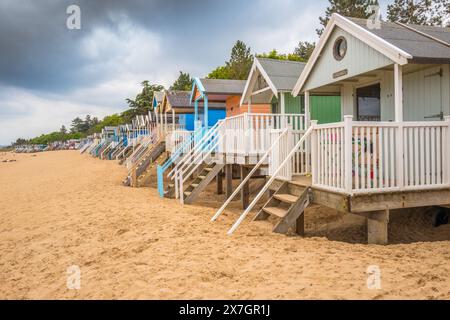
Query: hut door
[{"left": 403, "top": 67, "right": 443, "bottom": 121}]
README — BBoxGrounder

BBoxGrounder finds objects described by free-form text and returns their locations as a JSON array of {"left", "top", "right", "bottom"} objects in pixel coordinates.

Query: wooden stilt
[
  {"left": 240, "top": 165, "right": 250, "bottom": 209},
  {"left": 296, "top": 213, "right": 305, "bottom": 236},
  {"left": 216, "top": 170, "right": 223, "bottom": 195},
  {"left": 367, "top": 209, "right": 389, "bottom": 245},
  {"left": 225, "top": 164, "right": 233, "bottom": 198}
]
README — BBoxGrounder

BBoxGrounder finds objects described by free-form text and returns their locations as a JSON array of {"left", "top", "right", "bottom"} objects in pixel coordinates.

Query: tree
[
  {"left": 317, "top": 0, "right": 379, "bottom": 35},
  {"left": 226, "top": 40, "right": 254, "bottom": 80},
  {"left": 293, "top": 41, "right": 316, "bottom": 62},
  {"left": 387, "top": 0, "right": 449, "bottom": 26},
  {"left": 70, "top": 117, "right": 84, "bottom": 133},
  {"left": 60, "top": 125, "right": 67, "bottom": 134},
  {"left": 208, "top": 40, "right": 254, "bottom": 80},
  {"left": 124, "top": 81, "right": 164, "bottom": 123},
  {"left": 170, "top": 72, "right": 193, "bottom": 91}
]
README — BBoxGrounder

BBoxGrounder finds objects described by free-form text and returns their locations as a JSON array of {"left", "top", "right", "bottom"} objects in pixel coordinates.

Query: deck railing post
[
  {"left": 244, "top": 113, "right": 249, "bottom": 157},
  {"left": 344, "top": 115, "right": 353, "bottom": 194},
  {"left": 445, "top": 116, "right": 450, "bottom": 185},
  {"left": 310, "top": 120, "right": 318, "bottom": 185}
]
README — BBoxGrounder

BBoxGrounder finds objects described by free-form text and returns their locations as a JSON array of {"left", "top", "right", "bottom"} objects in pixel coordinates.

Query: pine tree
[
  {"left": 170, "top": 72, "right": 193, "bottom": 91},
  {"left": 293, "top": 41, "right": 316, "bottom": 62},
  {"left": 317, "top": 0, "right": 380, "bottom": 35},
  {"left": 387, "top": 0, "right": 449, "bottom": 26},
  {"left": 226, "top": 40, "right": 254, "bottom": 80}
]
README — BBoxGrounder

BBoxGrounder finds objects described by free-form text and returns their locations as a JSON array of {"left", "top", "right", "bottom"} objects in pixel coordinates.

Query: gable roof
[
  {"left": 198, "top": 78, "right": 246, "bottom": 95},
  {"left": 163, "top": 90, "right": 225, "bottom": 113},
  {"left": 240, "top": 57, "right": 306, "bottom": 104},
  {"left": 258, "top": 58, "right": 306, "bottom": 91},
  {"left": 292, "top": 13, "right": 415, "bottom": 96},
  {"left": 293, "top": 14, "right": 450, "bottom": 95},
  {"left": 349, "top": 17, "right": 450, "bottom": 63}
]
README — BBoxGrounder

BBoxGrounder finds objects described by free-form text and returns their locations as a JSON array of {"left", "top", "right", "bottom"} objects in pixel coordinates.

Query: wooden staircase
[
  {"left": 254, "top": 181, "right": 310, "bottom": 235},
  {"left": 122, "top": 141, "right": 165, "bottom": 187},
  {"left": 183, "top": 162, "right": 225, "bottom": 204},
  {"left": 136, "top": 152, "right": 168, "bottom": 187}
]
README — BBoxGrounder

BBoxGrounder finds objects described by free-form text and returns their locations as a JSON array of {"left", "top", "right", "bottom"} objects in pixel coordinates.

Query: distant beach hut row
[{"left": 80, "top": 14, "right": 450, "bottom": 244}]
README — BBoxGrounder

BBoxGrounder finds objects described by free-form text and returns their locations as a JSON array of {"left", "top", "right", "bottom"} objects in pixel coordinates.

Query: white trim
[
  {"left": 292, "top": 13, "right": 412, "bottom": 96},
  {"left": 240, "top": 57, "right": 278, "bottom": 106}
]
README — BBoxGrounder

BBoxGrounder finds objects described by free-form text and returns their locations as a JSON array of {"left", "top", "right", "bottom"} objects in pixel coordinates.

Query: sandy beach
[{"left": 0, "top": 150, "right": 449, "bottom": 299}]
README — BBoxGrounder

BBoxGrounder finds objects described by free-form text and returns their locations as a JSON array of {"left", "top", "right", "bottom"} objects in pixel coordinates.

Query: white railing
[
  {"left": 219, "top": 113, "right": 306, "bottom": 162},
  {"left": 311, "top": 116, "right": 450, "bottom": 194},
  {"left": 165, "top": 130, "right": 194, "bottom": 154}
]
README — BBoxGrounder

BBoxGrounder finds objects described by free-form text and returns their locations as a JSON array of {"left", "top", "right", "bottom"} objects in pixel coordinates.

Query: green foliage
[
  {"left": 170, "top": 72, "right": 193, "bottom": 91},
  {"left": 26, "top": 131, "right": 85, "bottom": 145},
  {"left": 257, "top": 49, "right": 304, "bottom": 62},
  {"left": 208, "top": 40, "right": 253, "bottom": 80},
  {"left": 317, "top": 0, "right": 379, "bottom": 35},
  {"left": 387, "top": 0, "right": 449, "bottom": 26},
  {"left": 91, "top": 114, "right": 125, "bottom": 133},
  {"left": 207, "top": 66, "right": 232, "bottom": 80}
]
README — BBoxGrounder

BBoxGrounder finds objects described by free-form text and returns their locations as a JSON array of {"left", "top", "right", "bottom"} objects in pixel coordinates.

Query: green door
[
  {"left": 272, "top": 93, "right": 341, "bottom": 124},
  {"left": 310, "top": 96, "right": 341, "bottom": 124}
]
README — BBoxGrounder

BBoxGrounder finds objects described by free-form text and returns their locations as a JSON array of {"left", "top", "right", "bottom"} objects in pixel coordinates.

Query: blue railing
[{"left": 157, "top": 127, "right": 206, "bottom": 197}]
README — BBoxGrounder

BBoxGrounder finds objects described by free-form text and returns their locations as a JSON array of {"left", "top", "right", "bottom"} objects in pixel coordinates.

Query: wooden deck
[{"left": 270, "top": 176, "right": 450, "bottom": 215}]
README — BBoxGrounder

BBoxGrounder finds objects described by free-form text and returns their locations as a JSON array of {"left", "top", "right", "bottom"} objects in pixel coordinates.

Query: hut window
[{"left": 333, "top": 36, "right": 347, "bottom": 61}]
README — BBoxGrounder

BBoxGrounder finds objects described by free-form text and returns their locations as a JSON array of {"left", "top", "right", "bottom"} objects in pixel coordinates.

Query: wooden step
[
  {"left": 262, "top": 206, "right": 288, "bottom": 218},
  {"left": 204, "top": 167, "right": 213, "bottom": 172},
  {"left": 184, "top": 191, "right": 191, "bottom": 196},
  {"left": 191, "top": 183, "right": 199, "bottom": 188},
  {"left": 198, "top": 175, "right": 206, "bottom": 179},
  {"left": 274, "top": 194, "right": 298, "bottom": 204}
]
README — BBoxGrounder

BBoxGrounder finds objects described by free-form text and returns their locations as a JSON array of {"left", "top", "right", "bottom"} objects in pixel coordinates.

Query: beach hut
[
  {"left": 214, "top": 14, "right": 450, "bottom": 244},
  {"left": 241, "top": 57, "right": 341, "bottom": 124}
]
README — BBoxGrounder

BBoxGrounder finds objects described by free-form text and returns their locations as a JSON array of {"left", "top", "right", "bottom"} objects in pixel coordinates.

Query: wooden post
[
  {"left": 204, "top": 95, "right": 209, "bottom": 129},
  {"left": 305, "top": 91, "right": 311, "bottom": 173},
  {"left": 344, "top": 115, "right": 353, "bottom": 194},
  {"left": 310, "top": 120, "right": 318, "bottom": 185},
  {"left": 225, "top": 164, "right": 233, "bottom": 198},
  {"left": 248, "top": 95, "right": 252, "bottom": 114},
  {"left": 172, "top": 109, "right": 175, "bottom": 132},
  {"left": 295, "top": 213, "right": 305, "bottom": 236},
  {"left": 394, "top": 64, "right": 404, "bottom": 189},
  {"left": 216, "top": 170, "right": 223, "bottom": 195},
  {"left": 445, "top": 116, "right": 450, "bottom": 185},
  {"left": 240, "top": 165, "right": 250, "bottom": 209},
  {"left": 367, "top": 209, "right": 389, "bottom": 245}
]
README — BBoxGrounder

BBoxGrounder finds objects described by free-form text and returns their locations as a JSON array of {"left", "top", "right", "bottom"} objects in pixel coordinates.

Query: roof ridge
[{"left": 257, "top": 57, "right": 306, "bottom": 65}]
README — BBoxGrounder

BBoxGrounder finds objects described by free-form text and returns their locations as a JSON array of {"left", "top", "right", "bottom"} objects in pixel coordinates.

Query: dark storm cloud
[{"left": 0, "top": 0, "right": 252, "bottom": 91}]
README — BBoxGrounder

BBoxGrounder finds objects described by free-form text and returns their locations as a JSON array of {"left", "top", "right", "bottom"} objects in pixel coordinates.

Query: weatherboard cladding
[
  {"left": 349, "top": 18, "right": 450, "bottom": 62},
  {"left": 303, "top": 26, "right": 393, "bottom": 91},
  {"left": 257, "top": 58, "right": 306, "bottom": 91}
]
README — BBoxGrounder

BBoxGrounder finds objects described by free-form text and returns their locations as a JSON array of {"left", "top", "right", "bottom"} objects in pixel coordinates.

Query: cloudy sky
[{"left": 0, "top": 0, "right": 389, "bottom": 145}]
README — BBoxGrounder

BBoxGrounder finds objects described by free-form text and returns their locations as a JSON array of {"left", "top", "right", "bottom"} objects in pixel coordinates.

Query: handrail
[
  {"left": 211, "top": 128, "right": 289, "bottom": 222},
  {"left": 174, "top": 124, "right": 223, "bottom": 201},
  {"left": 157, "top": 126, "right": 205, "bottom": 197},
  {"left": 225, "top": 125, "right": 314, "bottom": 235},
  {"left": 168, "top": 121, "right": 221, "bottom": 178}
]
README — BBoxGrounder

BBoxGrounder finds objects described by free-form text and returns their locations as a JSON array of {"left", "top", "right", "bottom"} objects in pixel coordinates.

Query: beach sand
[{"left": 0, "top": 150, "right": 449, "bottom": 299}]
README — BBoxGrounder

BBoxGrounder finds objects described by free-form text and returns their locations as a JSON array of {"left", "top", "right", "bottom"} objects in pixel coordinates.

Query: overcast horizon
[{"left": 0, "top": 0, "right": 389, "bottom": 145}]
